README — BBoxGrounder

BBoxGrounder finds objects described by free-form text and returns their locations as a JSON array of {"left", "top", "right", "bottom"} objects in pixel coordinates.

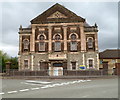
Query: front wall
[{"left": 19, "top": 23, "right": 99, "bottom": 71}]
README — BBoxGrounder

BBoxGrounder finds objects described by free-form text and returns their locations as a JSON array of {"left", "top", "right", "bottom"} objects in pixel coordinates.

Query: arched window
[
  {"left": 88, "top": 38, "right": 93, "bottom": 48},
  {"left": 39, "top": 35, "right": 45, "bottom": 40},
  {"left": 71, "top": 34, "right": 77, "bottom": 40},
  {"left": 23, "top": 39, "right": 29, "bottom": 50},
  {"left": 55, "top": 34, "right": 61, "bottom": 40}
]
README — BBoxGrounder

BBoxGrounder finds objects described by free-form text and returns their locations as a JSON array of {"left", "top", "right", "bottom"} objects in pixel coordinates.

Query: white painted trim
[
  {"left": 82, "top": 53, "right": 85, "bottom": 65},
  {"left": 69, "top": 33, "right": 78, "bottom": 39},
  {"left": 53, "top": 33, "right": 62, "bottom": 40},
  {"left": 37, "top": 34, "right": 46, "bottom": 40}
]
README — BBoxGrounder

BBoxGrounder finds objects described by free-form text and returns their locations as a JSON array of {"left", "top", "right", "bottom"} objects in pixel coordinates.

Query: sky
[{"left": 0, "top": 2, "right": 118, "bottom": 57}]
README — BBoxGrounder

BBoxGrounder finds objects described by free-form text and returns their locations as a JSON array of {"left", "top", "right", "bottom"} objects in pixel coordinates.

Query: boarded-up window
[
  {"left": 71, "top": 62, "right": 76, "bottom": 70},
  {"left": 23, "top": 39, "right": 29, "bottom": 50},
  {"left": 54, "top": 42, "right": 61, "bottom": 51},
  {"left": 70, "top": 42, "right": 77, "bottom": 51},
  {"left": 24, "top": 60, "right": 28, "bottom": 68},
  {"left": 88, "top": 38, "right": 93, "bottom": 48},
  {"left": 39, "top": 42, "right": 45, "bottom": 51},
  {"left": 89, "top": 59, "right": 93, "bottom": 68}
]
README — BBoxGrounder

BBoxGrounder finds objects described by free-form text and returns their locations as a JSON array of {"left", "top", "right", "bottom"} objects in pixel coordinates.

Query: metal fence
[{"left": 2, "top": 69, "right": 118, "bottom": 77}]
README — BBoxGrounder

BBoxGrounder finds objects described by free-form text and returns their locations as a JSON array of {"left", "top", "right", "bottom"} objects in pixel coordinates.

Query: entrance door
[{"left": 49, "top": 63, "right": 63, "bottom": 76}]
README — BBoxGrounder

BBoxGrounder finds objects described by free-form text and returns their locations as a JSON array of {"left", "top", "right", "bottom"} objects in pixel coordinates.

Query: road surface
[{"left": 1, "top": 78, "right": 118, "bottom": 98}]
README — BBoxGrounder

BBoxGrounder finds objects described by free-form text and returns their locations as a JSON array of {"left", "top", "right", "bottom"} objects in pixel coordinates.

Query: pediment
[
  {"left": 47, "top": 11, "right": 67, "bottom": 19},
  {"left": 31, "top": 3, "right": 85, "bottom": 24}
]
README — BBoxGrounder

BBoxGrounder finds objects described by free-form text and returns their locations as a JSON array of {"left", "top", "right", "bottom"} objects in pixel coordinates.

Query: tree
[{"left": 0, "top": 50, "right": 18, "bottom": 72}]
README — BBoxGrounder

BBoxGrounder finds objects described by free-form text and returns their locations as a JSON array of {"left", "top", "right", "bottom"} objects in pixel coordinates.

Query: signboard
[{"left": 79, "top": 65, "right": 86, "bottom": 70}]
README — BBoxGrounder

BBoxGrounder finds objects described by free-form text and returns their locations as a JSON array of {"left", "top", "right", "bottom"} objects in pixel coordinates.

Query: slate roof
[
  {"left": 31, "top": 3, "right": 85, "bottom": 24},
  {"left": 99, "top": 49, "right": 120, "bottom": 59}
]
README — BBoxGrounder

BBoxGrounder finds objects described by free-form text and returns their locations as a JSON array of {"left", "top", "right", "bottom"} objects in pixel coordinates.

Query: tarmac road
[{"left": 1, "top": 78, "right": 118, "bottom": 98}]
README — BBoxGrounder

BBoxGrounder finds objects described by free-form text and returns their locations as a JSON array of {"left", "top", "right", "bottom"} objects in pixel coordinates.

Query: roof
[
  {"left": 99, "top": 49, "right": 120, "bottom": 59},
  {"left": 31, "top": 3, "right": 85, "bottom": 24}
]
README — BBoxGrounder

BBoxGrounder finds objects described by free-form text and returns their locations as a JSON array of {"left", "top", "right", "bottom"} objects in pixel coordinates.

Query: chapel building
[{"left": 18, "top": 3, "right": 99, "bottom": 75}]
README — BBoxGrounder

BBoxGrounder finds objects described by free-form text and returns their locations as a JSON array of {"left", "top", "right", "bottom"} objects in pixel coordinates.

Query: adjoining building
[
  {"left": 18, "top": 3, "right": 99, "bottom": 76},
  {"left": 99, "top": 49, "right": 120, "bottom": 75}
]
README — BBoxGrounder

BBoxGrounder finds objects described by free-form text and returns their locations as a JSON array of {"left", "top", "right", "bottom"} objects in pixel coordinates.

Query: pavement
[{"left": 1, "top": 78, "right": 118, "bottom": 98}]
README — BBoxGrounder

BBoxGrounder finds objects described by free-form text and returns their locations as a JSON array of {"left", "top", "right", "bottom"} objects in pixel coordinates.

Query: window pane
[
  {"left": 54, "top": 42, "right": 61, "bottom": 51},
  {"left": 39, "top": 42, "right": 45, "bottom": 51},
  {"left": 71, "top": 62, "right": 76, "bottom": 69},
  {"left": 39, "top": 35, "right": 45, "bottom": 40},
  {"left": 89, "top": 59, "right": 93, "bottom": 68},
  {"left": 70, "top": 42, "right": 77, "bottom": 51},
  {"left": 55, "top": 34, "right": 61, "bottom": 40},
  {"left": 23, "top": 40, "right": 29, "bottom": 50},
  {"left": 24, "top": 60, "right": 28, "bottom": 68},
  {"left": 88, "top": 38, "right": 93, "bottom": 48},
  {"left": 71, "top": 34, "right": 76, "bottom": 40}
]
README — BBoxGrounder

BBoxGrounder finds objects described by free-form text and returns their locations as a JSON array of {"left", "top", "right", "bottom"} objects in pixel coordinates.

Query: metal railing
[{"left": 2, "top": 69, "right": 118, "bottom": 77}]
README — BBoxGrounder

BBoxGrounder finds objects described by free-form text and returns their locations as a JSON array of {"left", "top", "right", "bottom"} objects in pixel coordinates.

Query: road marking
[
  {"left": 8, "top": 91, "right": 18, "bottom": 94},
  {"left": 0, "top": 92, "right": 5, "bottom": 95},
  {"left": 26, "top": 80, "right": 52, "bottom": 84},
  {"left": 19, "top": 89, "right": 29, "bottom": 92},
  {"left": 31, "top": 88, "right": 40, "bottom": 90},
  {"left": 21, "top": 82, "right": 42, "bottom": 86}
]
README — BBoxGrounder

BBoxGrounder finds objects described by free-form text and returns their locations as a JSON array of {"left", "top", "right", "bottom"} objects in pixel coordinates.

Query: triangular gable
[
  {"left": 31, "top": 3, "right": 85, "bottom": 24},
  {"left": 47, "top": 11, "right": 67, "bottom": 19}
]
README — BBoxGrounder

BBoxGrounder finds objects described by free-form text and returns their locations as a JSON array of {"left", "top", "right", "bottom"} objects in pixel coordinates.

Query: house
[
  {"left": 18, "top": 3, "right": 99, "bottom": 76},
  {"left": 99, "top": 49, "right": 120, "bottom": 75}
]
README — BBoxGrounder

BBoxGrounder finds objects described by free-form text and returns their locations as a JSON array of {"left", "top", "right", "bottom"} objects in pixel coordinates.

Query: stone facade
[{"left": 18, "top": 3, "right": 99, "bottom": 74}]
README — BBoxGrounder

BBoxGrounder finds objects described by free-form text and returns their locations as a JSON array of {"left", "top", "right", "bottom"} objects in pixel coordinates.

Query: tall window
[
  {"left": 71, "top": 62, "right": 76, "bottom": 70},
  {"left": 39, "top": 42, "right": 45, "bottom": 51},
  {"left": 88, "top": 59, "right": 93, "bottom": 68},
  {"left": 39, "top": 35, "right": 45, "bottom": 40},
  {"left": 70, "top": 42, "right": 77, "bottom": 51},
  {"left": 88, "top": 38, "right": 93, "bottom": 48},
  {"left": 71, "top": 34, "right": 76, "bottom": 40},
  {"left": 54, "top": 34, "right": 61, "bottom": 51},
  {"left": 54, "top": 42, "right": 61, "bottom": 51},
  {"left": 24, "top": 60, "right": 28, "bottom": 68},
  {"left": 23, "top": 39, "right": 29, "bottom": 50}
]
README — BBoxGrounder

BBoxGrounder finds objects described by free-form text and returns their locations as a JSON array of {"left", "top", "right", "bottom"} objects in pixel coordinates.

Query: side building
[{"left": 18, "top": 3, "right": 99, "bottom": 75}]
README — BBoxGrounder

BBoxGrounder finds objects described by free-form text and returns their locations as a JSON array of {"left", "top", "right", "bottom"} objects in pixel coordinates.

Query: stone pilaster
[
  {"left": 30, "top": 26, "right": 35, "bottom": 52},
  {"left": 63, "top": 26, "right": 67, "bottom": 51},
  {"left": 48, "top": 26, "right": 52, "bottom": 52},
  {"left": 95, "top": 32, "right": 98, "bottom": 51},
  {"left": 19, "top": 35, "right": 22, "bottom": 53},
  {"left": 80, "top": 26, "right": 86, "bottom": 52}
]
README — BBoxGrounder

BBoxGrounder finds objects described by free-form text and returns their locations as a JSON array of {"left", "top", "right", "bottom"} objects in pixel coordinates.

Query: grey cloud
[{"left": 1, "top": 2, "right": 118, "bottom": 56}]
